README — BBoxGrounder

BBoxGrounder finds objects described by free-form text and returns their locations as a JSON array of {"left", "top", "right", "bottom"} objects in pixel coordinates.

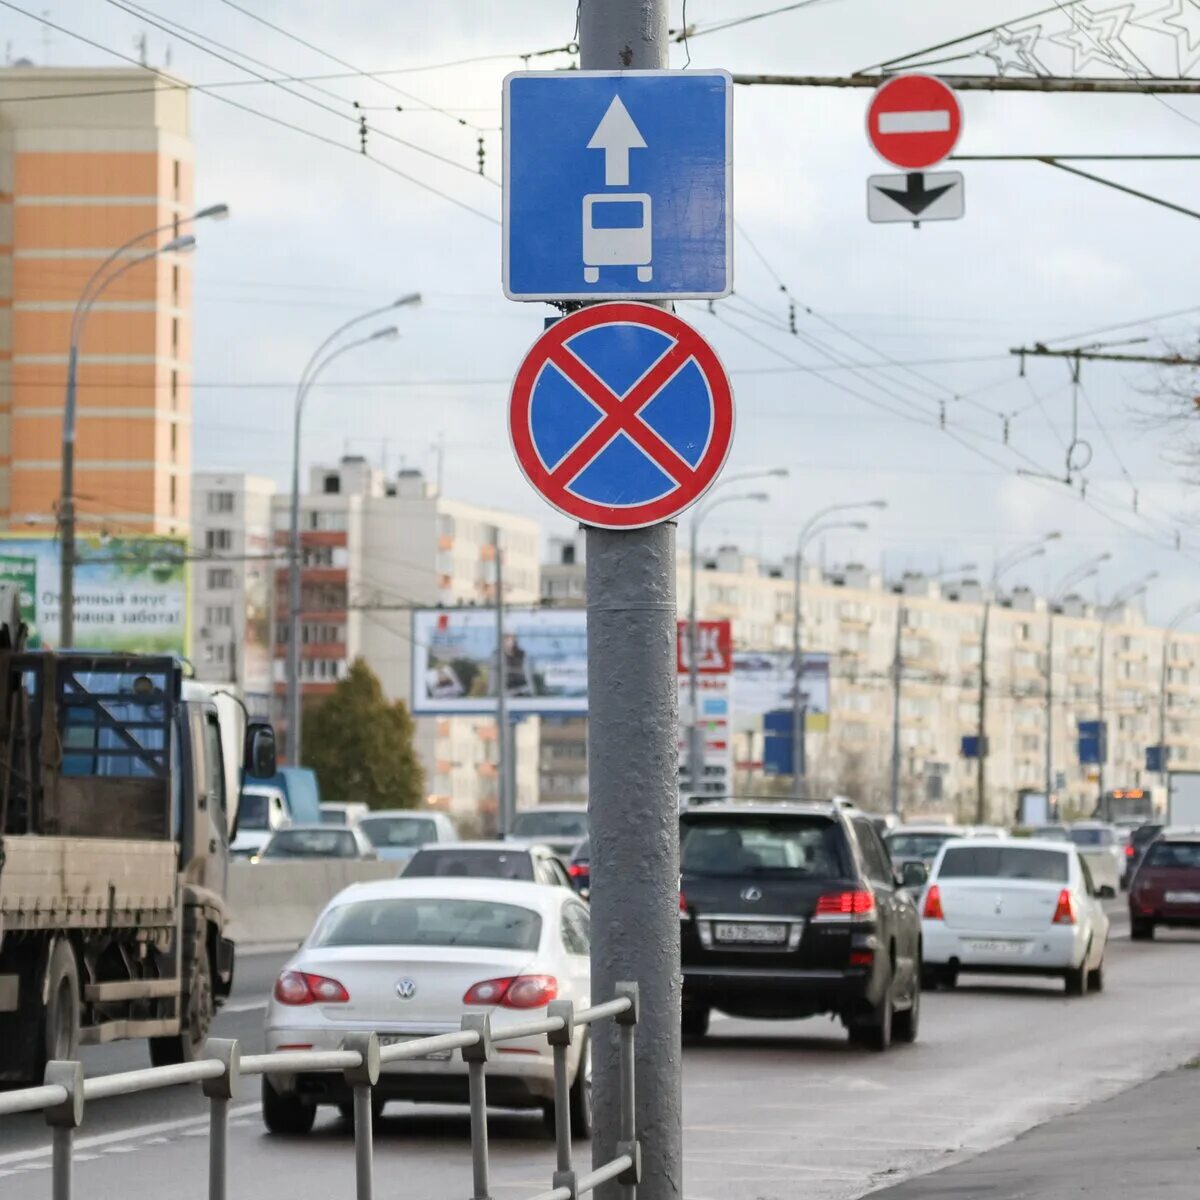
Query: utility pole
[
  {"left": 975, "top": 599, "right": 991, "bottom": 825},
  {"left": 493, "top": 525, "right": 511, "bottom": 836},
  {"left": 889, "top": 598, "right": 903, "bottom": 819},
  {"left": 578, "top": 8, "right": 680, "bottom": 1200}
]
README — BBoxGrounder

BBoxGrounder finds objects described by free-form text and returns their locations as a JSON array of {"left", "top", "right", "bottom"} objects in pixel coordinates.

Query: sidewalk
[{"left": 871, "top": 1062, "right": 1200, "bottom": 1199}]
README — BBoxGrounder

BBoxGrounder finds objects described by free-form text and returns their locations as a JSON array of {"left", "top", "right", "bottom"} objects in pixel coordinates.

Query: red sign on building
[{"left": 677, "top": 619, "right": 732, "bottom": 675}]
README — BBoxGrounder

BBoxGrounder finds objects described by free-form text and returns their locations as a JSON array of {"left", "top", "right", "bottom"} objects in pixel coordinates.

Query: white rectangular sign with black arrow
[{"left": 867, "top": 170, "right": 964, "bottom": 224}]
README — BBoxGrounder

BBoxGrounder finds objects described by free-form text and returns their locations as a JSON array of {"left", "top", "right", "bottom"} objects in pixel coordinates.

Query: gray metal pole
[
  {"left": 494, "top": 526, "right": 511, "bottom": 834},
  {"left": 790, "top": 547, "right": 804, "bottom": 798},
  {"left": 287, "top": 394, "right": 304, "bottom": 765},
  {"left": 1159, "top": 633, "right": 1169, "bottom": 792},
  {"left": 975, "top": 599, "right": 990, "bottom": 825},
  {"left": 579, "top": 10, "right": 679, "bottom": 1200},
  {"left": 1097, "top": 621, "right": 1106, "bottom": 806},
  {"left": 1044, "top": 609, "right": 1054, "bottom": 801},
  {"left": 686, "top": 518, "right": 701, "bottom": 794},
  {"left": 889, "top": 599, "right": 903, "bottom": 817},
  {"left": 60, "top": 343, "right": 79, "bottom": 648}
]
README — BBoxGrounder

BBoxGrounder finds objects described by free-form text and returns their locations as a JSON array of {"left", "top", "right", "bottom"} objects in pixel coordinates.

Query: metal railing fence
[{"left": 0, "top": 982, "right": 640, "bottom": 1200}]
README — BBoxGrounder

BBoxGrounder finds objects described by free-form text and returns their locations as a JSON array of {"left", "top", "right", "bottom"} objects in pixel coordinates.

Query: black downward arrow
[{"left": 876, "top": 172, "right": 955, "bottom": 216}]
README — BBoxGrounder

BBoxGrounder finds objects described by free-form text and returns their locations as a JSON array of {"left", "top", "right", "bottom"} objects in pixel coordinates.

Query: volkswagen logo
[
  {"left": 740, "top": 886, "right": 763, "bottom": 902},
  {"left": 395, "top": 977, "right": 417, "bottom": 1000}
]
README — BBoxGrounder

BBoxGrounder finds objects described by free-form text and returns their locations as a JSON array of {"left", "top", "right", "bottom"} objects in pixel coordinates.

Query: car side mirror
[
  {"left": 244, "top": 722, "right": 277, "bottom": 779},
  {"left": 1097, "top": 884, "right": 1116, "bottom": 900},
  {"left": 901, "top": 861, "right": 929, "bottom": 890}
]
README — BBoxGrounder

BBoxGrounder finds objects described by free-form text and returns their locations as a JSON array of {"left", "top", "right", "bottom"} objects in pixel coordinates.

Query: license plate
[
  {"left": 1165, "top": 891, "right": 1200, "bottom": 904},
  {"left": 378, "top": 1034, "right": 452, "bottom": 1061},
  {"left": 713, "top": 922, "right": 789, "bottom": 945},
  {"left": 966, "top": 939, "right": 1027, "bottom": 955}
]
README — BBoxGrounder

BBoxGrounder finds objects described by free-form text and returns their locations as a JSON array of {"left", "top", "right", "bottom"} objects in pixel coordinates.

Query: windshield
[
  {"left": 238, "top": 791, "right": 269, "bottom": 831},
  {"left": 405, "top": 849, "right": 535, "bottom": 881},
  {"left": 939, "top": 845, "right": 1069, "bottom": 882},
  {"left": 320, "top": 809, "right": 348, "bottom": 826},
  {"left": 264, "top": 829, "right": 358, "bottom": 859},
  {"left": 1145, "top": 841, "right": 1200, "bottom": 869},
  {"left": 680, "top": 816, "right": 847, "bottom": 878},
  {"left": 312, "top": 898, "right": 541, "bottom": 951},
  {"left": 1068, "top": 828, "right": 1114, "bottom": 847},
  {"left": 1031, "top": 826, "right": 1069, "bottom": 841},
  {"left": 1132, "top": 824, "right": 1165, "bottom": 847},
  {"left": 886, "top": 832, "right": 956, "bottom": 859},
  {"left": 360, "top": 816, "right": 437, "bottom": 849},
  {"left": 510, "top": 811, "right": 588, "bottom": 840}
]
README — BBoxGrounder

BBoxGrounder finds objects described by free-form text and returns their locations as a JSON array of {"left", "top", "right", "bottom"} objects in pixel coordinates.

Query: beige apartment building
[
  {"left": 271, "top": 458, "right": 541, "bottom": 824},
  {"left": 542, "top": 536, "right": 1200, "bottom": 821},
  {"left": 0, "top": 67, "right": 194, "bottom": 535}
]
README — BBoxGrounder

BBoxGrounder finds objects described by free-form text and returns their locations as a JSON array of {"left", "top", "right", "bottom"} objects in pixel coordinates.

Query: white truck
[
  {"left": 1168, "top": 771, "right": 1200, "bottom": 827},
  {"left": 0, "top": 589, "right": 277, "bottom": 1083}
]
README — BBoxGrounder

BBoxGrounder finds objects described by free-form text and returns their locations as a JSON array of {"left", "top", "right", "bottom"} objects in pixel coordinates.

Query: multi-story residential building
[
  {"left": 0, "top": 67, "right": 194, "bottom": 535},
  {"left": 272, "top": 458, "right": 541, "bottom": 823},
  {"left": 190, "top": 472, "right": 275, "bottom": 714},
  {"left": 539, "top": 538, "right": 1200, "bottom": 821}
]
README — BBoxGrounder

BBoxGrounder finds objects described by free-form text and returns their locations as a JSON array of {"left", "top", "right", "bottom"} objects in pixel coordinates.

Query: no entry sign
[
  {"left": 866, "top": 74, "right": 962, "bottom": 171},
  {"left": 509, "top": 303, "right": 734, "bottom": 529}
]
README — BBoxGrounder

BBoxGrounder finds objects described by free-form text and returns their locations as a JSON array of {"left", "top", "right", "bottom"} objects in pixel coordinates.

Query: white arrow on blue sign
[{"left": 503, "top": 70, "right": 733, "bottom": 301}]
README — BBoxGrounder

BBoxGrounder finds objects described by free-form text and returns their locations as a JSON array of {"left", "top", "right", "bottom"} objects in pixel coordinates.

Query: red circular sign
[
  {"left": 509, "top": 302, "right": 735, "bottom": 530},
  {"left": 866, "top": 74, "right": 962, "bottom": 170}
]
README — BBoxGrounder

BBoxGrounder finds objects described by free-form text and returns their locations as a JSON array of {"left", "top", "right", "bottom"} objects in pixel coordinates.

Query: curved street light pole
[
  {"left": 1159, "top": 601, "right": 1200, "bottom": 790},
  {"left": 791, "top": 499, "right": 886, "bottom": 798},
  {"left": 59, "top": 232, "right": 198, "bottom": 647},
  {"left": 1044, "top": 553, "right": 1111, "bottom": 802},
  {"left": 286, "top": 324, "right": 401, "bottom": 766},
  {"left": 685, "top": 489, "right": 772, "bottom": 793},
  {"left": 976, "top": 532, "right": 1061, "bottom": 822}
]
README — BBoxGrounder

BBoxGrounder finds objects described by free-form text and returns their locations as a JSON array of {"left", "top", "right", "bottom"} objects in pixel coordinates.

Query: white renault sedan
[
  {"left": 262, "top": 878, "right": 592, "bottom": 1135},
  {"left": 920, "top": 838, "right": 1110, "bottom": 995}
]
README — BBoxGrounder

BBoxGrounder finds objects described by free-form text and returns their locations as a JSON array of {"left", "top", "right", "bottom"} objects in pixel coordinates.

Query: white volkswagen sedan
[
  {"left": 920, "top": 838, "right": 1110, "bottom": 995},
  {"left": 262, "top": 878, "right": 592, "bottom": 1135}
]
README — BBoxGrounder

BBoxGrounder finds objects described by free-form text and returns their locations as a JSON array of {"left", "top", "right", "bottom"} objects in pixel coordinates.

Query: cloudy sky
[{"left": 7, "top": 0, "right": 1200, "bottom": 621}]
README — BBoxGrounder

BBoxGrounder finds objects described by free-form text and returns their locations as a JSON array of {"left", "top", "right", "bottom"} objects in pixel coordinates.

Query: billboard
[
  {"left": 0, "top": 535, "right": 188, "bottom": 653},
  {"left": 411, "top": 608, "right": 589, "bottom": 715},
  {"left": 732, "top": 649, "right": 830, "bottom": 730},
  {"left": 677, "top": 621, "right": 733, "bottom": 797}
]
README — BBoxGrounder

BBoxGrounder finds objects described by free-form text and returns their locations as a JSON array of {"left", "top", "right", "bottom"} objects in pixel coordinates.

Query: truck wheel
[
  {"left": 39, "top": 940, "right": 81, "bottom": 1073},
  {"left": 150, "top": 920, "right": 214, "bottom": 1066},
  {"left": 263, "top": 1077, "right": 316, "bottom": 1135},
  {"left": 682, "top": 1005, "right": 710, "bottom": 1040}
]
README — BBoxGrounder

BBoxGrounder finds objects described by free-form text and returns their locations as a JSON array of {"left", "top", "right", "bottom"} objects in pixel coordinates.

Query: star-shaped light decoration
[
  {"left": 1132, "top": 0, "right": 1200, "bottom": 75},
  {"left": 978, "top": 24, "right": 1049, "bottom": 75},
  {"left": 1049, "top": 2, "right": 1137, "bottom": 73}
]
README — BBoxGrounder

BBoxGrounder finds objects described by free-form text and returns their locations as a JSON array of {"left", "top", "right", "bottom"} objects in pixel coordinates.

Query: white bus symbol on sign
[{"left": 582, "top": 193, "right": 653, "bottom": 284}]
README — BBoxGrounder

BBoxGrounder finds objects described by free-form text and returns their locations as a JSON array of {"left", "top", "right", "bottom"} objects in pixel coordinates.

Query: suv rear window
[
  {"left": 939, "top": 845, "right": 1068, "bottom": 882},
  {"left": 680, "top": 816, "right": 848, "bottom": 878},
  {"left": 1144, "top": 841, "right": 1200, "bottom": 869},
  {"left": 405, "top": 848, "right": 535, "bottom": 881}
]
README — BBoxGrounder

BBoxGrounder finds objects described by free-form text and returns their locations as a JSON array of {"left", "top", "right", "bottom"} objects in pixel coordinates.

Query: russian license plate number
[
  {"left": 967, "top": 939, "right": 1026, "bottom": 955},
  {"left": 714, "top": 922, "right": 788, "bottom": 945},
  {"left": 1165, "top": 891, "right": 1200, "bottom": 904},
  {"left": 378, "top": 1034, "right": 452, "bottom": 1061}
]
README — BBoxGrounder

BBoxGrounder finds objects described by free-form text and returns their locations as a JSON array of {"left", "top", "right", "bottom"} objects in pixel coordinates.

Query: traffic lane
[
  {"left": 0, "top": 947, "right": 292, "bottom": 1158},
  {"left": 5, "top": 930, "right": 1200, "bottom": 1200}
]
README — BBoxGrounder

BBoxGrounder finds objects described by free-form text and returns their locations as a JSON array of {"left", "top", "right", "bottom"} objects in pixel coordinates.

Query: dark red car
[{"left": 1128, "top": 829, "right": 1200, "bottom": 940}]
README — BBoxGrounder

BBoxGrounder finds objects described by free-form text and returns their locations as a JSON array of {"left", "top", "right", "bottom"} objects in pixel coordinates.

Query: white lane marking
[
  {"left": 878, "top": 110, "right": 951, "bottom": 135},
  {"left": 0, "top": 1103, "right": 260, "bottom": 1168},
  {"left": 102, "top": 1146, "right": 136, "bottom": 1154},
  {"left": 219, "top": 999, "right": 269, "bottom": 1015}
]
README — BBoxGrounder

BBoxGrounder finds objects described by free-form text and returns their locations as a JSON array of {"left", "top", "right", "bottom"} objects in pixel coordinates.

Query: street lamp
[
  {"left": 685, "top": 488, "right": 772, "bottom": 793},
  {"left": 1095, "top": 572, "right": 1156, "bottom": 804},
  {"left": 889, "top": 561, "right": 976, "bottom": 818},
  {"left": 58, "top": 230, "right": 202, "bottom": 647},
  {"left": 790, "top": 499, "right": 886, "bottom": 798},
  {"left": 975, "top": 531, "right": 1061, "bottom": 822},
  {"left": 286, "top": 309, "right": 414, "bottom": 766},
  {"left": 1158, "top": 600, "right": 1200, "bottom": 790},
  {"left": 1044, "top": 552, "right": 1111, "bottom": 802}
]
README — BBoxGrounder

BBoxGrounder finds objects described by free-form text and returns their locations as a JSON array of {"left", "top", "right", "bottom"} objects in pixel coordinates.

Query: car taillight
[
  {"left": 922, "top": 884, "right": 944, "bottom": 921},
  {"left": 814, "top": 889, "right": 875, "bottom": 919},
  {"left": 568, "top": 863, "right": 588, "bottom": 877},
  {"left": 273, "top": 970, "right": 350, "bottom": 1005},
  {"left": 1125, "top": 844, "right": 1135, "bottom": 858},
  {"left": 463, "top": 975, "right": 558, "bottom": 1009},
  {"left": 1052, "top": 888, "right": 1076, "bottom": 925},
  {"left": 679, "top": 892, "right": 689, "bottom": 919}
]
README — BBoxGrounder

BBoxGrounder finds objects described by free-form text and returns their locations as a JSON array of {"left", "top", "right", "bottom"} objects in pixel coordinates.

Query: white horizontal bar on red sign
[{"left": 877, "top": 110, "right": 951, "bottom": 134}]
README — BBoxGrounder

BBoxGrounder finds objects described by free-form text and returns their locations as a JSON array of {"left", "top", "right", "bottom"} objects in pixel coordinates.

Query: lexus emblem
[
  {"left": 395, "top": 977, "right": 417, "bottom": 1000},
  {"left": 741, "top": 886, "right": 763, "bottom": 902}
]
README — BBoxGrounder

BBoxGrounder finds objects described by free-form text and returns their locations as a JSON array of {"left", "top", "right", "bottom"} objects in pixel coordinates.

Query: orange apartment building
[{"left": 0, "top": 66, "right": 193, "bottom": 536}]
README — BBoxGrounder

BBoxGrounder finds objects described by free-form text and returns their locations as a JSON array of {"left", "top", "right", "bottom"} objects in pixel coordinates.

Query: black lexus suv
[{"left": 680, "top": 801, "right": 922, "bottom": 1050}]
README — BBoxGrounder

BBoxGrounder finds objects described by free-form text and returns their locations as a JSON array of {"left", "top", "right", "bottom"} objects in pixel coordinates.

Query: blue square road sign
[{"left": 503, "top": 70, "right": 732, "bottom": 301}]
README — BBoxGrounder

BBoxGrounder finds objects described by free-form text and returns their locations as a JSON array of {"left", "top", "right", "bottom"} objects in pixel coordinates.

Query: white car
[
  {"left": 357, "top": 810, "right": 459, "bottom": 864},
  {"left": 1066, "top": 821, "right": 1124, "bottom": 895},
  {"left": 920, "top": 838, "right": 1110, "bottom": 995},
  {"left": 262, "top": 878, "right": 592, "bottom": 1135}
]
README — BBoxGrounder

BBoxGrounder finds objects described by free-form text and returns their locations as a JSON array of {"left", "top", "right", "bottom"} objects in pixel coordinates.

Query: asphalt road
[{"left": 4, "top": 913, "right": 1200, "bottom": 1200}]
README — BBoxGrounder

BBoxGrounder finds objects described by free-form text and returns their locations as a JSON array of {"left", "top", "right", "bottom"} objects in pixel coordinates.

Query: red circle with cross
[
  {"left": 509, "top": 302, "right": 735, "bottom": 529},
  {"left": 867, "top": 74, "right": 962, "bottom": 170}
]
